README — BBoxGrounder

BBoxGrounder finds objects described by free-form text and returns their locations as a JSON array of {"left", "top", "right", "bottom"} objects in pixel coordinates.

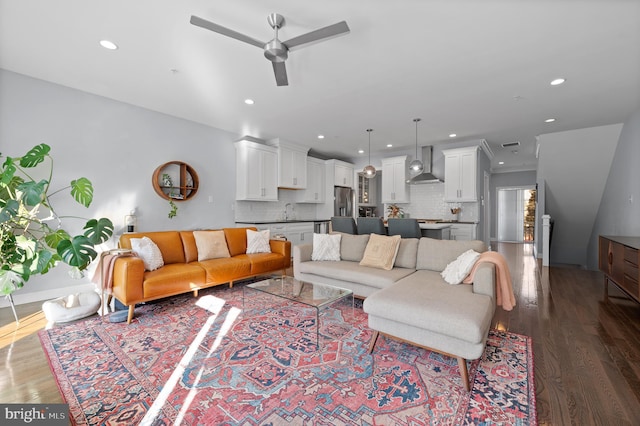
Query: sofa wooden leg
[
  {"left": 458, "top": 357, "right": 470, "bottom": 391},
  {"left": 368, "top": 331, "right": 380, "bottom": 353},
  {"left": 229, "top": 281, "right": 234, "bottom": 289},
  {"left": 127, "top": 305, "right": 135, "bottom": 324},
  {"left": 193, "top": 289, "right": 199, "bottom": 297}
]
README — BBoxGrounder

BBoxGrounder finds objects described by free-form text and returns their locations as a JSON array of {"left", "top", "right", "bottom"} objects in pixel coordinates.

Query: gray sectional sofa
[{"left": 293, "top": 233, "right": 496, "bottom": 391}]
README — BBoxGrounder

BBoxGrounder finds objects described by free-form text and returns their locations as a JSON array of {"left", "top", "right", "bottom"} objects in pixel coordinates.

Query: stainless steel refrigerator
[{"left": 334, "top": 186, "right": 353, "bottom": 217}]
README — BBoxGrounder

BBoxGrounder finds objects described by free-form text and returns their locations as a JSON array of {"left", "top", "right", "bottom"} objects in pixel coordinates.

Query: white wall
[
  {"left": 587, "top": 108, "right": 640, "bottom": 270},
  {"left": 537, "top": 123, "right": 622, "bottom": 267},
  {"left": 0, "top": 70, "right": 239, "bottom": 304}
]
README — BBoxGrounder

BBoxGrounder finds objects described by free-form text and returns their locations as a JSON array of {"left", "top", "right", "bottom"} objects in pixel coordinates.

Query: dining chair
[
  {"left": 387, "top": 218, "right": 422, "bottom": 238},
  {"left": 331, "top": 216, "right": 357, "bottom": 234},
  {"left": 356, "top": 217, "right": 386, "bottom": 235}
]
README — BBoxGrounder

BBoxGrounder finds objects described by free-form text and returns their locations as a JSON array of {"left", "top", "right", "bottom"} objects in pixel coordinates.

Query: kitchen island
[{"left": 418, "top": 222, "right": 452, "bottom": 239}]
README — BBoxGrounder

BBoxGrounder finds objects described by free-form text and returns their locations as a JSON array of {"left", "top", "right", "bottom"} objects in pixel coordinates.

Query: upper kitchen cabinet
[
  {"left": 381, "top": 156, "right": 409, "bottom": 203},
  {"left": 297, "top": 157, "right": 325, "bottom": 203},
  {"left": 443, "top": 146, "right": 478, "bottom": 202},
  {"left": 267, "top": 138, "right": 309, "bottom": 189},
  {"left": 328, "top": 159, "right": 354, "bottom": 188},
  {"left": 235, "top": 139, "right": 278, "bottom": 201}
]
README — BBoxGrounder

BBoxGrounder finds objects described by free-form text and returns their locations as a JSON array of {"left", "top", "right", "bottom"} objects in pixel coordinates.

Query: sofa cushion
[
  {"left": 194, "top": 230, "right": 231, "bottom": 261},
  {"left": 359, "top": 234, "right": 401, "bottom": 270},
  {"left": 394, "top": 238, "right": 419, "bottom": 269},
  {"left": 246, "top": 252, "right": 287, "bottom": 275},
  {"left": 142, "top": 263, "right": 207, "bottom": 298},
  {"left": 120, "top": 231, "right": 186, "bottom": 264},
  {"left": 197, "top": 257, "right": 252, "bottom": 283},
  {"left": 416, "top": 238, "right": 486, "bottom": 272},
  {"left": 130, "top": 237, "right": 164, "bottom": 271},
  {"left": 298, "top": 259, "right": 415, "bottom": 290},
  {"left": 312, "top": 233, "right": 342, "bottom": 261},
  {"left": 246, "top": 229, "right": 271, "bottom": 254},
  {"left": 338, "top": 233, "right": 370, "bottom": 262},
  {"left": 224, "top": 227, "right": 256, "bottom": 256},
  {"left": 363, "top": 269, "right": 494, "bottom": 344}
]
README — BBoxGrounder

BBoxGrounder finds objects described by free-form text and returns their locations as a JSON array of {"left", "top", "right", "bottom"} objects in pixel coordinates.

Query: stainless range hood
[{"left": 408, "top": 146, "right": 443, "bottom": 184}]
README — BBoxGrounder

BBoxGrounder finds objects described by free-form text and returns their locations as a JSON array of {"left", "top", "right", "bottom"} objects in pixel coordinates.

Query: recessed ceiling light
[
  {"left": 317, "top": 134, "right": 325, "bottom": 139},
  {"left": 244, "top": 99, "right": 254, "bottom": 105},
  {"left": 499, "top": 161, "right": 505, "bottom": 165},
  {"left": 449, "top": 133, "right": 457, "bottom": 138},
  {"left": 544, "top": 118, "right": 556, "bottom": 123},
  {"left": 550, "top": 78, "right": 566, "bottom": 86},
  {"left": 386, "top": 144, "right": 393, "bottom": 148},
  {"left": 358, "top": 149, "right": 364, "bottom": 154},
  {"left": 99, "top": 40, "right": 118, "bottom": 50}
]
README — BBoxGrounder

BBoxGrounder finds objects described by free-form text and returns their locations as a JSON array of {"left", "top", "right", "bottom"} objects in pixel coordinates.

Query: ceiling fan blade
[
  {"left": 283, "top": 21, "right": 350, "bottom": 50},
  {"left": 190, "top": 15, "right": 265, "bottom": 49},
  {"left": 272, "top": 62, "right": 288, "bottom": 86}
]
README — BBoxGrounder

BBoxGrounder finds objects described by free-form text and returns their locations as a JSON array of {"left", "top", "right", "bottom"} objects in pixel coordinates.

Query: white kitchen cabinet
[
  {"left": 297, "top": 157, "right": 325, "bottom": 203},
  {"left": 285, "top": 222, "right": 314, "bottom": 247},
  {"left": 328, "top": 159, "right": 354, "bottom": 188},
  {"left": 235, "top": 222, "right": 314, "bottom": 249},
  {"left": 443, "top": 146, "right": 478, "bottom": 202},
  {"left": 268, "top": 138, "right": 309, "bottom": 189},
  {"left": 235, "top": 139, "right": 278, "bottom": 201},
  {"left": 449, "top": 223, "right": 477, "bottom": 240},
  {"left": 381, "top": 156, "right": 409, "bottom": 203}
]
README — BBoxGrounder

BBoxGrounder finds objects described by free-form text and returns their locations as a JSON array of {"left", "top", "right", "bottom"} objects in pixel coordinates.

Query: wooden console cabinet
[{"left": 599, "top": 235, "right": 640, "bottom": 303}]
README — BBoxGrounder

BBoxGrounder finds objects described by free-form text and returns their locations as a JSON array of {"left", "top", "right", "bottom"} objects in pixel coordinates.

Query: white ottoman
[{"left": 42, "top": 291, "right": 101, "bottom": 323}]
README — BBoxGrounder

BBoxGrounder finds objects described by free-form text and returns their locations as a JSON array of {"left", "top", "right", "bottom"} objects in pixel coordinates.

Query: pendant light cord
[
  {"left": 367, "top": 128, "right": 373, "bottom": 164},
  {"left": 414, "top": 118, "right": 421, "bottom": 156}
]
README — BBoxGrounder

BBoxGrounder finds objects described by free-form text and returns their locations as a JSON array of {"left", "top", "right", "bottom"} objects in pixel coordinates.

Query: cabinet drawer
[
  {"left": 624, "top": 260, "right": 638, "bottom": 280},
  {"left": 624, "top": 246, "right": 639, "bottom": 266},
  {"left": 623, "top": 274, "right": 639, "bottom": 300}
]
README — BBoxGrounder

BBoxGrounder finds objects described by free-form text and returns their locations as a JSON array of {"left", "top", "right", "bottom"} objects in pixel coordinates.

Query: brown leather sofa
[{"left": 112, "top": 227, "right": 291, "bottom": 323}]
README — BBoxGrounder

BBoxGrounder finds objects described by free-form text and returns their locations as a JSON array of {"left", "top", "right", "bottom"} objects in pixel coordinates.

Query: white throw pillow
[
  {"left": 130, "top": 236, "right": 164, "bottom": 271},
  {"left": 441, "top": 249, "right": 481, "bottom": 285},
  {"left": 246, "top": 229, "right": 271, "bottom": 254},
  {"left": 312, "top": 233, "right": 342, "bottom": 261}
]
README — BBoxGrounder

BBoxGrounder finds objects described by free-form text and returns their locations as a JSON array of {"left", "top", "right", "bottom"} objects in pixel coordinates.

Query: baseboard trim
[{"left": 0, "top": 283, "right": 95, "bottom": 308}]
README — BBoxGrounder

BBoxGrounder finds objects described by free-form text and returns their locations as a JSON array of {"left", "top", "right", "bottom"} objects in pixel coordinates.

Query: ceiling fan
[{"left": 190, "top": 13, "right": 350, "bottom": 86}]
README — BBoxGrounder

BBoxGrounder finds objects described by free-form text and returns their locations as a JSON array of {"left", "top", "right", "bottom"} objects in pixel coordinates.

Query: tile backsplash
[
  {"left": 390, "top": 183, "right": 479, "bottom": 222},
  {"left": 235, "top": 189, "right": 318, "bottom": 222},
  {"left": 235, "top": 184, "right": 479, "bottom": 223}
]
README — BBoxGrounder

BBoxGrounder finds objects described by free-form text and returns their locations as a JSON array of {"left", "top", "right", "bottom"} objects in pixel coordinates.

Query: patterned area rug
[{"left": 39, "top": 284, "right": 536, "bottom": 425}]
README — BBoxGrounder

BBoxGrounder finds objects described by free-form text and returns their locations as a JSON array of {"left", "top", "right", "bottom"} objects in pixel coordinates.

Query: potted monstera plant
[{"left": 0, "top": 143, "right": 114, "bottom": 297}]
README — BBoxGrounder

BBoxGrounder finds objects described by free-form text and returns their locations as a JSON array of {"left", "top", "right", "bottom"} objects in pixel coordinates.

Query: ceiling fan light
[{"left": 409, "top": 159, "right": 424, "bottom": 173}]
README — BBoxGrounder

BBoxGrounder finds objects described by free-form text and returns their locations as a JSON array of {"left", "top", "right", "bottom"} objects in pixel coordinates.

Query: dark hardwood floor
[{"left": 1, "top": 242, "right": 639, "bottom": 424}]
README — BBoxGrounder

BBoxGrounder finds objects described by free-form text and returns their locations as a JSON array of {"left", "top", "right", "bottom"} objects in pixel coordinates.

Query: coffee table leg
[{"left": 316, "top": 306, "right": 320, "bottom": 349}]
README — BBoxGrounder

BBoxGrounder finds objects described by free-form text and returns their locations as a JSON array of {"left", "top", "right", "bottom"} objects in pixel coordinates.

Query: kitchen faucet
[{"left": 284, "top": 203, "right": 292, "bottom": 221}]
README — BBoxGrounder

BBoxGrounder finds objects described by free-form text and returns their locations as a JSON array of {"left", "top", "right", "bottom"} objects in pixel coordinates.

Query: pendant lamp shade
[
  {"left": 409, "top": 118, "right": 424, "bottom": 173},
  {"left": 363, "top": 129, "right": 376, "bottom": 178}
]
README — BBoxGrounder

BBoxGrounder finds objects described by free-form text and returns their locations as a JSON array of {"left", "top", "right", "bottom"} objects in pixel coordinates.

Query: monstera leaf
[
  {"left": 0, "top": 143, "right": 114, "bottom": 296},
  {"left": 70, "top": 177, "right": 94, "bottom": 208},
  {"left": 57, "top": 236, "right": 98, "bottom": 270},
  {"left": 83, "top": 218, "right": 114, "bottom": 245}
]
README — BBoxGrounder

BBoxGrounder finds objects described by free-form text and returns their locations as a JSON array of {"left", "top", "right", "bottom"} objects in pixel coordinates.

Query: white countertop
[{"left": 418, "top": 223, "right": 452, "bottom": 230}]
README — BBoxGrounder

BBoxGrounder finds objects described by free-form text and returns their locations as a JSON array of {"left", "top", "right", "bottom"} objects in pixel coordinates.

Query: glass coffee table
[{"left": 243, "top": 276, "right": 353, "bottom": 348}]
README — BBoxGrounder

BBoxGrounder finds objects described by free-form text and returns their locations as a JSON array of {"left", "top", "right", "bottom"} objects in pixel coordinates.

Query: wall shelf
[{"left": 152, "top": 161, "right": 199, "bottom": 202}]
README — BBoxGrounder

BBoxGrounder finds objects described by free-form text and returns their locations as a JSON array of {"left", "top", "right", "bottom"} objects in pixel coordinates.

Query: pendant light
[
  {"left": 363, "top": 128, "right": 376, "bottom": 178},
  {"left": 409, "top": 118, "right": 424, "bottom": 173}
]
